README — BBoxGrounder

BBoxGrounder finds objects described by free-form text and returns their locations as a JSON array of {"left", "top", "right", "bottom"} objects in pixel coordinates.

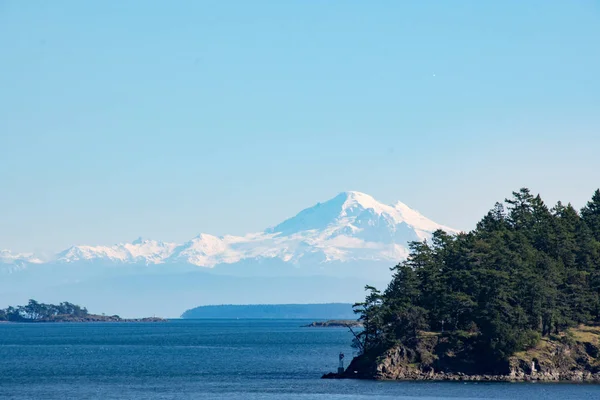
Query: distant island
[
  {"left": 325, "top": 188, "right": 600, "bottom": 382},
  {"left": 303, "top": 320, "right": 362, "bottom": 328},
  {"left": 181, "top": 303, "right": 355, "bottom": 319},
  {"left": 0, "top": 300, "right": 165, "bottom": 323}
]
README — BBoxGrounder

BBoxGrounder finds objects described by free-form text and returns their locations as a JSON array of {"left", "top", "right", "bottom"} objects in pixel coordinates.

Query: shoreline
[
  {"left": 324, "top": 324, "right": 600, "bottom": 384},
  {"left": 322, "top": 371, "right": 600, "bottom": 383}
]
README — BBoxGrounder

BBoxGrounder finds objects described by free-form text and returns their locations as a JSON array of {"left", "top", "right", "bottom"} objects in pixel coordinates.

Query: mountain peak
[
  {"left": 335, "top": 191, "right": 393, "bottom": 216},
  {"left": 338, "top": 190, "right": 372, "bottom": 198},
  {"left": 7, "top": 191, "right": 458, "bottom": 270},
  {"left": 337, "top": 191, "right": 379, "bottom": 207},
  {"left": 267, "top": 191, "right": 455, "bottom": 237}
]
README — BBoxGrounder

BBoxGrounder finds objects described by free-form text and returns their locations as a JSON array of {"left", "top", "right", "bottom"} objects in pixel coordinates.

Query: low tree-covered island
[
  {"left": 0, "top": 300, "right": 165, "bottom": 323},
  {"left": 325, "top": 189, "right": 600, "bottom": 382},
  {"left": 302, "top": 320, "right": 363, "bottom": 328}
]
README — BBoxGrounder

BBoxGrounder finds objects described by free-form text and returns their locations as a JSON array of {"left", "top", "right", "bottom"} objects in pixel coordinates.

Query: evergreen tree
[
  {"left": 582, "top": 189, "right": 600, "bottom": 241},
  {"left": 353, "top": 188, "right": 600, "bottom": 371}
]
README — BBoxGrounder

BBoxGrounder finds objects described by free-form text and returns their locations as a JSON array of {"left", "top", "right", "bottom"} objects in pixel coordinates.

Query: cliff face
[{"left": 330, "top": 325, "right": 600, "bottom": 382}]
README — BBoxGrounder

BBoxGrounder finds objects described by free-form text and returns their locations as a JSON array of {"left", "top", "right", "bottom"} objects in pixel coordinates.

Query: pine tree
[{"left": 582, "top": 189, "right": 600, "bottom": 242}]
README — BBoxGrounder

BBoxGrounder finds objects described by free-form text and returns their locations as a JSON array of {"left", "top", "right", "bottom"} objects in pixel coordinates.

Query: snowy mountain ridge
[
  {"left": 3, "top": 191, "right": 458, "bottom": 269},
  {"left": 0, "top": 249, "right": 43, "bottom": 265}
]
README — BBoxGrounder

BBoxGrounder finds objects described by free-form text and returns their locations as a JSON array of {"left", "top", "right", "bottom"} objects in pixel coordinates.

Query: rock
[{"left": 323, "top": 336, "right": 600, "bottom": 382}]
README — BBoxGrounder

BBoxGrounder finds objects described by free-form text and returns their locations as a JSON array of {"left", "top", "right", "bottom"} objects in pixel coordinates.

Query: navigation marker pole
[{"left": 338, "top": 352, "right": 345, "bottom": 375}]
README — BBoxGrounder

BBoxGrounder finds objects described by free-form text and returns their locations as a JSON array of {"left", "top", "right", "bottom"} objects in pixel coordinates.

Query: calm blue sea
[{"left": 0, "top": 320, "right": 599, "bottom": 399}]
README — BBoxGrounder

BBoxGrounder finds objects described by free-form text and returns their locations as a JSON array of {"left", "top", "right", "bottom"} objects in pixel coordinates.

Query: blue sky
[{"left": 1, "top": 1, "right": 599, "bottom": 254}]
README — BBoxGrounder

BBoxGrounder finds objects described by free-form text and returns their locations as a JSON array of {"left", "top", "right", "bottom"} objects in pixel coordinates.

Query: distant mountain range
[
  {"left": 3, "top": 191, "right": 457, "bottom": 268},
  {"left": 0, "top": 191, "right": 457, "bottom": 317}
]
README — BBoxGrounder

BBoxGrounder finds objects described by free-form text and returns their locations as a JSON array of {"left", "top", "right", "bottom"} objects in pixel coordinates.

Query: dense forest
[
  {"left": 0, "top": 300, "right": 91, "bottom": 322},
  {"left": 353, "top": 188, "right": 600, "bottom": 373}
]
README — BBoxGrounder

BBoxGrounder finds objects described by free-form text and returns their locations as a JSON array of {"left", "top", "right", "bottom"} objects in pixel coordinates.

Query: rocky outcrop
[{"left": 323, "top": 325, "right": 600, "bottom": 382}]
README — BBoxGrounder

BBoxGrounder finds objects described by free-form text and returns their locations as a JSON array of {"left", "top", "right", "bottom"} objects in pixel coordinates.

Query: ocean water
[{"left": 0, "top": 320, "right": 599, "bottom": 399}]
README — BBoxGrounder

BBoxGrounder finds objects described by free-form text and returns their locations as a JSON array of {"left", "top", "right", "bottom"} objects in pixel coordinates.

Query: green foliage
[
  {"left": 0, "top": 300, "right": 89, "bottom": 322},
  {"left": 581, "top": 189, "right": 600, "bottom": 242},
  {"left": 354, "top": 188, "right": 600, "bottom": 372},
  {"left": 352, "top": 286, "right": 386, "bottom": 353},
  {"left": 522, "top": 330, "right": 542, "bottom": 349},
  {"left": 559, "top": 330, "right": 577, "bottom": 346}
]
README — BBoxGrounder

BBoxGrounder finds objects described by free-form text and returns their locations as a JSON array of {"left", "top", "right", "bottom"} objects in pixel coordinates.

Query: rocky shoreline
[
  {"left": 323, "top": 325, "right": 600, "bottom": 383},
  {"left": 323, "top": 369, "right": 600, "bottom": 382}
]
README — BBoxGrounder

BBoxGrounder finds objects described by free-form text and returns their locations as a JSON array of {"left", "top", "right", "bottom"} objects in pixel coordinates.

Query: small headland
[{"left": 323, "top": 325, "right": 600, "bottom": 382}]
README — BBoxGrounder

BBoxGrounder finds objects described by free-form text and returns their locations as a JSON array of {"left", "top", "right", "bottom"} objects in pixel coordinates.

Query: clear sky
[{"left": 1, "top": 1, "right": 599, "bottom": 254}]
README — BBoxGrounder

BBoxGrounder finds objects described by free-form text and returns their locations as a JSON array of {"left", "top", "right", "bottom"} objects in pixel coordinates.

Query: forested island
[
  {"left": 0, "top": 300, "right": 164, "bottom": 323},
  {"left": 326, "top": 189, "right": 600, "bottom": 382}
]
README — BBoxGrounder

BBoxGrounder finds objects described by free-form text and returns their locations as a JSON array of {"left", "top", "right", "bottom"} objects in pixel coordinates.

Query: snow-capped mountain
[
  {"left": 0, "top": 191, "right": 458, "bottom": 317},
  {"left": 57, "top": 238, "right": 178, "bottom": 265},
  {"left": 0, "top": 249, "right": 43, "bottom": 265},
  {"left": 0, "top": 250, "right": 43, "bottom": 275},
  {"left": 20, "top": 191, "right": 457, "bottom": 268}
]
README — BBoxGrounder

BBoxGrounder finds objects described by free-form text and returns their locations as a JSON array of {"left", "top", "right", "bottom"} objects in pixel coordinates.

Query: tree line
[
  {"left": 0, "top": 300, "right": 89, "bottom": 322},
  {"left": 353, "top": 188, "right": 600, "bottom": 372}
]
